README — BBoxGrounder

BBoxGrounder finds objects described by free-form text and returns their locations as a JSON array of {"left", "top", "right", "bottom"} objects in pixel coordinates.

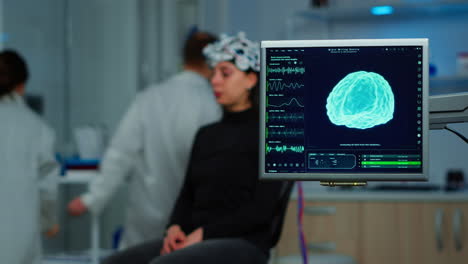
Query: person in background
[
  {"left": 0, "top": 49, "right": 59, "bottom": 264},
  {"left": 67, "top": 31, "right": 222, "bottom": 249},
  {"left": 102, "top": 32, "right": 286, "bottom": 264}
]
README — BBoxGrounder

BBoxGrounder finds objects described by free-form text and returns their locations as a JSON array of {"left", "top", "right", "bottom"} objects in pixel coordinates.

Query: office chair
[
  {"left": 266, "top": 181, "right": 294, "bottom": 264},
  {"left": 270, "top": 181, "right": 295, "bottom": 249}
]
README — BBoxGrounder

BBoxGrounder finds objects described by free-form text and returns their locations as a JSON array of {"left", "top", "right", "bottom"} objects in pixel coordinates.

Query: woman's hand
[
  {"left": 179, "top": 227, "right": 203, "bottom": 249},
  {"left": 161, "top": 225, "right": 187, "bottom": 255},
  {"left": 68, "top": 197, "right": 88, "bottom": 216}
]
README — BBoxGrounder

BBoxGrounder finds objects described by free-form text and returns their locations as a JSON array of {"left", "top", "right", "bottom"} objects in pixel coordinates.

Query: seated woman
[{"left": 103, "top": 32, "right": 287, "bottom": 264}]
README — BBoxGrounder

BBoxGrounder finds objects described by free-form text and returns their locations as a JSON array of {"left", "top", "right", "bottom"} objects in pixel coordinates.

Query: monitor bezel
[{"left": 259, "top": 39, "right": 429, "bottom": 181}]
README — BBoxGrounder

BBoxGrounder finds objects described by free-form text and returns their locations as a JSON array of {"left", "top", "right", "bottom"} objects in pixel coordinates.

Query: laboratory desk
[{"left": 276, "top": 188, "right": 468, "bottom": 264}]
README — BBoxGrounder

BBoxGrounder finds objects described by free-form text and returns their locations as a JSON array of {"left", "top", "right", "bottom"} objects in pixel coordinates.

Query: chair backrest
[{"left": 270, "top": 181, "right": 294, "bottom": 248}]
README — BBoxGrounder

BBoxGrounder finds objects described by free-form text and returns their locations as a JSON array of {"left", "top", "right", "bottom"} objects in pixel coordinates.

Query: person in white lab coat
[
  {"left": 0, "top": 50, "right": 59, "bottom": 264},
  {"left": 68, "top": 31, "right": 222, "bottom": 249}
]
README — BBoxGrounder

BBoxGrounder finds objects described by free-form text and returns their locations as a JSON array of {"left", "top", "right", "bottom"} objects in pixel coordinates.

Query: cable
[
  {"left": 444, "top": 125, "right": 468, "bottom": 144},
  {"left": 297, "top": 182, "right": 308, "bottom": 264}
]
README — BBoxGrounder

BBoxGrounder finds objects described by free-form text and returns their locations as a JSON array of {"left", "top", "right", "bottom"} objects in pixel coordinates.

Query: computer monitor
[{"left": 260, "top": 39, "right": 429, "bottom": 182}]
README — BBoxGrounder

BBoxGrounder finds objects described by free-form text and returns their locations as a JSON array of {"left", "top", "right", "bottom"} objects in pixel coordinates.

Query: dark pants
[{"left": 102, "top": 238, "right": 268, "bottom": 264}]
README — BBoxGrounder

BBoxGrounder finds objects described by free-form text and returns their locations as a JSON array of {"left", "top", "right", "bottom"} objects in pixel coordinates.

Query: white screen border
[{"left": 259, "top": 39, "right": 429, "bottom": 182}]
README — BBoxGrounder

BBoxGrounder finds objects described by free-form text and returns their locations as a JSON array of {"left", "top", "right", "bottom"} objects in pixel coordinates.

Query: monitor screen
[{"left": 260, "top": 39, "right": 429, "bottom": 182}]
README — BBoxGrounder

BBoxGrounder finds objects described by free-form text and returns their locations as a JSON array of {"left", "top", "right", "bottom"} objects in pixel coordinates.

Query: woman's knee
[{"left": 148, "top": 239, "right": 267, "bottom": 264}]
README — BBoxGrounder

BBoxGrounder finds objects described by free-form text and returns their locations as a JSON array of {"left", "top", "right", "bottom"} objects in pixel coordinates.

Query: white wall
[
  {"left": 139, "top": 0, "right": 162, "bottom": 88},
  {"left": 1, "top": 0, "right": 141, "bottom": 145},
  {"left": 198, "top": 0, "right": 229, "bottom": 35},
  {"left": 68, "top": 0, "right": 139, "bottom": 139},
  {"left": 198, "top": 0, "right": 310, "bottom": 40},
  {"left": 224, "top": 0, "right": 309, "bottom": 40}
]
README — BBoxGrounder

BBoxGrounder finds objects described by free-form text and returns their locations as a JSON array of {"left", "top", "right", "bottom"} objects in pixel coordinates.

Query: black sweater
[{"left": 169, "top": 107, "right": 284, "bottom": 254}]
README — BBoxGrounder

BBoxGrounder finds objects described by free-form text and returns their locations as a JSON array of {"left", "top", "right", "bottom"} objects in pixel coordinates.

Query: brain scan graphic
[{"left": 326, "top": 71, "right": 395, "bottom": 129}]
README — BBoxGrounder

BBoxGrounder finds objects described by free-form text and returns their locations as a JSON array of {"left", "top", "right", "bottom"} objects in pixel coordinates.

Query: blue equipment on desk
[{"left": 56, "top": 154, "right": 100, "bottom": 175}]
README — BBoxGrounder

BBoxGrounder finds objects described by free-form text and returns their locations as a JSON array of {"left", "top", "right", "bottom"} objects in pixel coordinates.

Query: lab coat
[
  {"left": 0, "top": 93, "right": 58, "bottom": 264},
  {"left": 81, "top": 71, "right": 221, "bottom": 249}
]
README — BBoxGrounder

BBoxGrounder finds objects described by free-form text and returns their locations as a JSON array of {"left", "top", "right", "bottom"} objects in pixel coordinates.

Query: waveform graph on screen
[
  {"left": 267, "top": 112, "right": 304, "bottom": 123},
  {"left": 267, "top": 128, "right": 304, "bottom": 138},
  {"left": 266, "top": 144, "right": 305, "bottom": 154},
  {"left": 267, "top": 79, "right": 305, "bottom": 92},
  {"left": 267, "top": 66, "right": 305, "bottom": 75},
  {"left": 264, "top": 51, "right": 308, "bottom": 173},
  {"left": 267, "top": 97, "right": 304, "bottom": 108}
]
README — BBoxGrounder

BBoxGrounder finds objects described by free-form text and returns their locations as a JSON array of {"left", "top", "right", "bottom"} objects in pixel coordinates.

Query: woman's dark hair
[
  {"left": 246, "top": 70, "right": 260, "bottom": 108},
  {"left": 0, "top": 50, "right": 29, "bottom": 97}
]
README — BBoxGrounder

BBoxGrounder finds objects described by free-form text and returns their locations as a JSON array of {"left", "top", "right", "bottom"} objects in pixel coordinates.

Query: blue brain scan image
[{"left": 326, "top": 71, "right": 395, "bottom": 129}]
